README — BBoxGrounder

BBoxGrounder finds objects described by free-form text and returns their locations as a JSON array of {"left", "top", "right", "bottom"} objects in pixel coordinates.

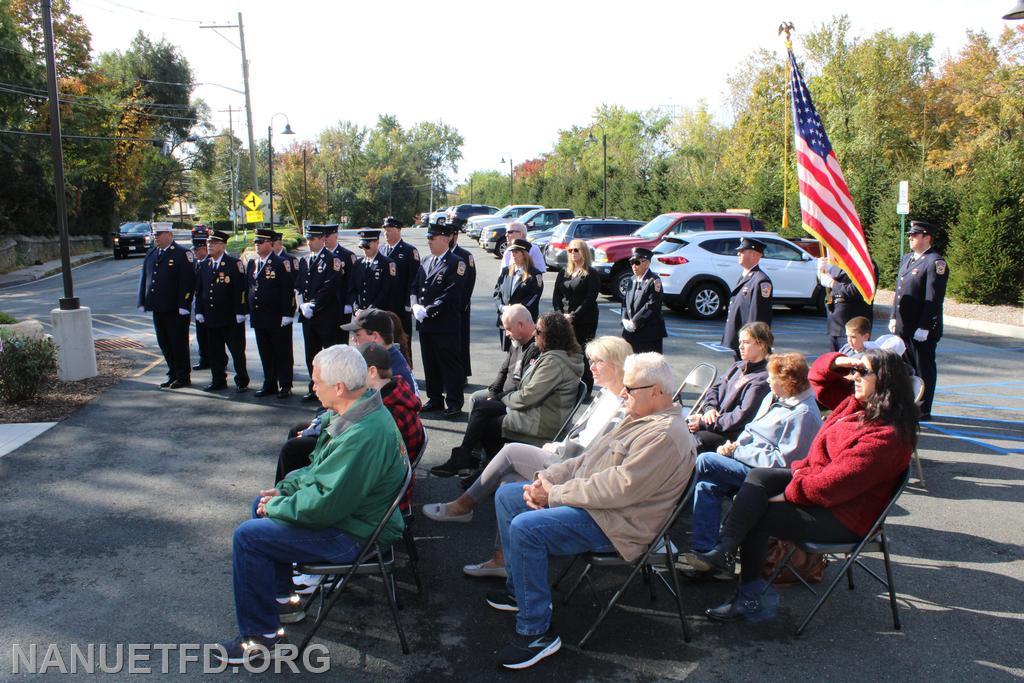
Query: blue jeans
[
  {"left": 494, "top": 482, "right": 615, "bottom": 636},
  {"left": 691, "top": 452, "right": 752, "bottom": 552},
  {"left": 232, "top": 495, "right": 362, "bottom": 636}
]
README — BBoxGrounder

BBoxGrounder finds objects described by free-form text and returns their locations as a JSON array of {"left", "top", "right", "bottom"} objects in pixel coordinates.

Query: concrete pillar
[{"left": 50, "top": 306, "right": 97, "bottom": 381}]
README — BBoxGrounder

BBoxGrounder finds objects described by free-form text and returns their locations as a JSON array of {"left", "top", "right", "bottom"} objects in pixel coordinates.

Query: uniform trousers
[
  {"left": 255, "top": 325, "right": 294, "bottom": 391},
  {"left": 460, "top": 308, "right": 472, "bottom": 377},
  {"left": 829, "top": 335, "right": 845, "bottom": 352},
  {"left": 719, "top": 468, "right": 857, "bottom": 583},
  {"left": 301, "top": 318, "right": 343, "bottom": 392},
  {"left": 420, "top": 331, "right": 464, "bottom": 411},
  {"left": 195, "top": 319, "right": 209, "bottom": 365},
  {"left": 624, "top": 335, "right": 663, "bottom": 354},
  {"left": 153, "top": 311, "right": 191, "bottom": 381},
  {"left": 905, "top": 336, "right": 938, "bottom": 416},
  {"left": 206, "top": 322, "right": 249, "bottom": 387},
  {"left": 571, "top": 318, "right": 597, "bottom": 393}
]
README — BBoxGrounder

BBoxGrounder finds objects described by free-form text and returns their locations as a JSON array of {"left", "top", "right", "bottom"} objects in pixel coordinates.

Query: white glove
[
  {"left": 913, "top": 328, "right": 929, "bottom": 342},
  {"left": 235, "top": 314, "right": 246, "bottom": 324},
  {"left": 413, "top": 304, "right": 427, "bottom": 322},
  {"left": 405, "top": 306, "right": 412, "bottom": 312},
  {"left": 195, "top": 313, "right": 205, "bottom": 323},
  {"left": 498, "top": 304, "right": 506, "bottom": 313},
  {"left": 281, "top": 316, "right": 293, "bottom": 327},
  {"left": 622, "top": 319, "right": 636, "bottom": 332},
  {"left": 178, "top": 308, "right": 190, "bottom": 316},
  {"left": 344, "top": 304, "right": 353, "bottom": 314},
  {"left": 888, "top": 319, "right": 897, "bottom": 334},
  {"left": 138, "top": 306, "right": 145, "bottom": 313},
  {"left": 818, "top": 272, "right": 836, "bottom": 288},
  {"left": 300, "top": 302, "right": 315, "bottom": 319}
]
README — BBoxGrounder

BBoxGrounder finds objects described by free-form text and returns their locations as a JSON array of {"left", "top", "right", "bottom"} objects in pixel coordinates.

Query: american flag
[{"left": 789, "top": 48, "right": 876, "bottom": 303}]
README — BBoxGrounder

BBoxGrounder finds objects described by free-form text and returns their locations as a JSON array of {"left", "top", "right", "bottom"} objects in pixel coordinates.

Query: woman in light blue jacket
[{"left": 682, "top": 353, "right": 823, "bottom": 574}]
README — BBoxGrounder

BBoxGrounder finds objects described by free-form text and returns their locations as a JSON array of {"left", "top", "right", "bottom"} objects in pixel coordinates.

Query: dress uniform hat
[
  {"left": 304, "top": 224, "right": 328, "bottom": 238},
  {"left": 271, "top": 231, "right": 284, "bottom": 241},
  {"left": 322, "top": 224, "right": 339, "bottom": 236},
  {"left": 907, "top": 220, "right": 935, "bottom": 236},
  {"left": 254, "top": 227, "right": 276, "bottom": 243},
  {"left": 629, "top": 247, "right": 654, "bottom": 263},
  {"left": 191, "top": 226, "right": 208, "bottom": 246},
  {"left": 208, "top": 230, "right": 230, "bottom": 243},
  {"left": 357, "top": 229, "right": 382, "bottom": 247},
  {"left": 735, "top": 237, "right": 766, "bottom": 254},
  {"left": 382, "top": 216, "right": 404, "bottom": 229},
  {"left": 507, "top": 238, "right": 531, "bottom": 253},
  {"left": 426, "top": 223, "right": 456, "bottom": 238},
  {"left": 341, "top": 307, "right": 394, "bottom": 334},
  {"left": 153, "top": 222, "right": 174, "bottom": 234}
]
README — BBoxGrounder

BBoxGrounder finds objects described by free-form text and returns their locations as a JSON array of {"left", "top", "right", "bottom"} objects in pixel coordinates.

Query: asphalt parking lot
[{"left": 0, "top": 229, "right": 1021, "bottom": 680}]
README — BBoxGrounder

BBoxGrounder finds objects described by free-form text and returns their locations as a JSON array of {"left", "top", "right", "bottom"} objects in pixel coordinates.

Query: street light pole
[
  {"left": 302, "top": 146, "right": 307, "bottom": 225},
  {"left": 500, "top": 156, "right": 513, "bottom": 204},
  {"left": 585, "top": 127, "right": 608, "bottom": 219},
  {"left": 267, "top": 113, "right": 293, "bottom": 228}
]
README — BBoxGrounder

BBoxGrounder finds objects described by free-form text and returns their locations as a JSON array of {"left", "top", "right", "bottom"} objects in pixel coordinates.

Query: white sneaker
[
  {"left": 422, "top": 502, "right": 474, "bottom": 523},
  {"left": 292, "top": 573, "right": 323, "bottom": 595},
  {"left": 463, "top": 560, "right": 508, "bottom": 578}
]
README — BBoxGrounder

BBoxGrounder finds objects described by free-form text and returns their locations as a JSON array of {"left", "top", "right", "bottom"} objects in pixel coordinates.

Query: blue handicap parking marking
[
  {"left": 922, "top": 423, "right": 1024, "bottom": 455},
  {"left": 697, "top": 341, "right": 733, "bottom": 353}
]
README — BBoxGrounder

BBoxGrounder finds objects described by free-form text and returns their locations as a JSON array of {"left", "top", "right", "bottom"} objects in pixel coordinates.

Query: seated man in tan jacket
[{"left": 485, "top": 352, "right": 697, "bottom": 670}]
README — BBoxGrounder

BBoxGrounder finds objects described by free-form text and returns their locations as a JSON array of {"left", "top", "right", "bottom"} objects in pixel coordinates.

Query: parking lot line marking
[
  {"left": 935, "top": 389, "right": 1024, "bottom": 400},
  {"left": 938, "top": 380, "right": 1024, "bottom": 390},
  {"left": 922, "top": 424, "right": 1024, "bottom": 455},
  {"left": 131, "top": 356, "right": 165, "bottom": 378},
  {"left": 931, "top": 413, "right": 1024, "bottom": 427},
  {"left": 932, "top": 400, "right": 1024, "bottom": 413}
]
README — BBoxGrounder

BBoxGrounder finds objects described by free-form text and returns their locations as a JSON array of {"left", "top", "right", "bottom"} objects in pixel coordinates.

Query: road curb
[
  {"left": 0, "top": 252, "right": 110, "bottom": 290},
  {"left": 874, "top": 303, "right": 1024, "bottom": 341}
]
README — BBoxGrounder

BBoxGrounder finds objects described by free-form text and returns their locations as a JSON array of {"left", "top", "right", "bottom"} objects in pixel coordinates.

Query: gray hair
[
  {"left": 506, "top": 221, "right": 526, "bottom": 236},
  {"left": 623, "top": 352, "right": 675, "bottom": 395},
  {"left": 313, "top": 344, "right": 367, "bottom": 391},
  {"left": 501, "top": 303, "right": 534, "bottom": 327}
]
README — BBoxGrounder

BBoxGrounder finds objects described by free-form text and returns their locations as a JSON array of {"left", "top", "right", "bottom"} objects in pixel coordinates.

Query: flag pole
[{"left": 779, "top": 21, "right": 794, "bottom": 232}]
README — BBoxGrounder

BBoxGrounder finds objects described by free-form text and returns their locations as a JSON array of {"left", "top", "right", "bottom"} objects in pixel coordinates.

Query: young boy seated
[{"left": 839, "top": 315, "right": 912, "bottom": 374}]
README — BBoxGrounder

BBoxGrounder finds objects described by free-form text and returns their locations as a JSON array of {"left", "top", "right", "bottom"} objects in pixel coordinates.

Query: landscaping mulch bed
[{"left": 0, "top": 350, "right": 135, "bottom": 423}]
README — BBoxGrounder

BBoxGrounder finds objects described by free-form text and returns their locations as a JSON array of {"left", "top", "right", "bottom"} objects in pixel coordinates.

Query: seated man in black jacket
[{"left": 431, "top": 304, "right": 539, "bottom": 476}]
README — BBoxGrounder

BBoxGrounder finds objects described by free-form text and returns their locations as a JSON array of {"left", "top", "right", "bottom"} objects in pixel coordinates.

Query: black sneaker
[
  {"left": 430, "top": 448, "right": 477, "bottom": 478},
  {"left": 485, "top": 590, "right": 518, "bottom": 612},
  {"left": 278, "top": 595, "right": 306, "bottom": 624},
  {"left": 212, "top": 634, "right": 287, "bottom": 666},
  {"left": 496, "top": 630, "right": 562, "bottom": 670}
]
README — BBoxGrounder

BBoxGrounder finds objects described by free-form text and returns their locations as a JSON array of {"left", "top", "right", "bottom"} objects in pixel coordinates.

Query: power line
[
  {"left": 0, "top": 79, "right": 196, "bottom": 109},
  {"left": 0, "top": 128, "right": 162, "bottom": 142},
  {"left": 0, "top": 84, "right": 200, "bottom": 122},
  {"left": 76, "top": 0, "right": 207, "bottom": 25}
]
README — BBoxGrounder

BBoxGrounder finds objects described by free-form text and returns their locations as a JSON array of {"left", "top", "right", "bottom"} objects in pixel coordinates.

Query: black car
[
  {"left": 544, "top": 217, "right": 646, "bottom": 269},
  {"left": 445, "top": 204, "right": 499, "bottom": 231},
  {"left": 112, "top": 222, "right": 154, "bottom": 259},
  {"left": 480, "top": 208, "right": 576, "bottom": 256}
]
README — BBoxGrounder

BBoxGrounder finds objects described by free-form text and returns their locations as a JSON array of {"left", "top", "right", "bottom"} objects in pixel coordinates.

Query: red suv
[{"left": 589, "top": 212, "right": 764, "bottom": 299}]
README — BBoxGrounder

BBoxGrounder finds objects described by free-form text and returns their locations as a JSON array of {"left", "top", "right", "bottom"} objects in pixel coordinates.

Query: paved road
[{"left": 1, "top": 230, "right": 1022, "bottom": 680}]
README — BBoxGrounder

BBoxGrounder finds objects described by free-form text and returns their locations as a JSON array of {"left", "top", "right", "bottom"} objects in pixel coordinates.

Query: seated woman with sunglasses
[
  {"left": 421, "top": 336, "right": 632, "bottom": 577},
  {"left": 688, "top": 322, "right": 773, "bottom": 450},
  {"left": 688, "top": 349, "right": 916, "bottom": 623},
  {"left": 494, "top": 239, "right": 544, "bottom": 350},
  {"left": 553, "top": 238, "right": 601, "bottom": 395}
]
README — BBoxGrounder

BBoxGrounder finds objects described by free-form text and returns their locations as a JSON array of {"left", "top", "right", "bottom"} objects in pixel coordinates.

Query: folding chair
[
  {"left": 552, "top": 380, "right": 589, "bottom": 442},
  {"left": 910, "top": 376, "right": 926, "bottom": 486},
  {"left": 401, "top": 428, "right": 428, "bottom": 594},
  {"left": 764, "top": 467, "right": 912, "bottom": 636},
  {"left": 555, "top": 473, "right": 696, "bottom": 649},
  {"left": 673, "top": 363, "right": 717, "bottom": 418},
  {"left": 296, "top": 459, "right": 413, "bottom": 655}
]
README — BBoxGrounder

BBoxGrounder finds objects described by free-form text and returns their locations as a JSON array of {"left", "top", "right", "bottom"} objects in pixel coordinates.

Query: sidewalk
[
  {"left": 0, "top": 251, "right": 109, "bottom": 289},
  {"left": 873, "top": 289, "right": 1024, "bottom": 341}
]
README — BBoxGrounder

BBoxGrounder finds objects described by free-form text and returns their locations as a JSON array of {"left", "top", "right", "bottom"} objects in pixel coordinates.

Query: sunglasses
[
  {"left": 253, "top": 238, "right": 267, "bottom": 244},
  {"left": 623, "top": 383, "right": 655, "bottom": 394},
  {"left": 359, "top": 243, "right": 375, "bottom": 249},
  {"left": 567, "top": 248, "right": 580, "bottom": 253},
  {"left": 850, "top": 366, "right": 875, "bottom": 378}
]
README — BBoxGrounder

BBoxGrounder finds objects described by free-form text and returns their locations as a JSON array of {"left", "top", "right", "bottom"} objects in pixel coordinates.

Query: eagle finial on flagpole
[{"left": 778, "top": 21, "right": 794, "bottom": 47}]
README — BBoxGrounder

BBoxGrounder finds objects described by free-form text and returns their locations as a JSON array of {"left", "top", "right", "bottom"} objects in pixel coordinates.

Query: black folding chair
[
  {"left": 673, "top": 363, "right": 717, "bottom": 418},
  {"left": 910, "top": 376, "right": 926, "bottom": 486},
  {"left": 552, "top": 379, "right": 589, "bottom": 442},
  {"left": 296, "top": 459, "right": 413, "bottom": 655},
  {"left": 763, "top": 467, "right": 912, "bottom": 636},
  {"left": 400, "top": 428, "right": 428, "bottom": 594},
  {"left": 554, "top": 473, "right": 696, "bottom": 649}
]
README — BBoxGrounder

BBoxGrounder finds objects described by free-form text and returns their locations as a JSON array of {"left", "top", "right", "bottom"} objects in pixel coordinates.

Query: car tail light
[
  {"left": 656, "top": 255, "right": 689, "bottom": 265},
  {"left": 549, "top": 241, "right": 567, "bottom": 250}
]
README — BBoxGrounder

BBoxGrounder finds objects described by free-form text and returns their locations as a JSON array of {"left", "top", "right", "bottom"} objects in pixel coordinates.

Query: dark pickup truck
[{"left": 112, "top": 221, "right": 154, "bottom": 259}]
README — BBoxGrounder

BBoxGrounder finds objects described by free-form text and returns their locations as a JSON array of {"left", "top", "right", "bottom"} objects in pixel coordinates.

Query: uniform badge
[
  {"left": 654, "top": 279, "right": 662, "bottom": 292},
  {"left": 468, "top": 255, "right": 475, "bottom": 268},
  {"left": 349, "top": 254, "right": 356, "bottom": 264},
  {"left": 333, "top": 258, "right": 342, "bottom": 272},
  {"left": 318, "top": 262, "right": 325, "bottom": 273},
  {"left": 389, "top": 262, "right": 396, "bottom": 277},
  {"left": 413, "top": 249, "right": 420, "bottom": 262},
  {"left": 536, "top": 274, "right": 544, "bottom": 287},
  {"left": 185, "top": 251, "right": 194, "bottom": 263},
  {"left": 935, "top": 260, "right": 947, "bottom": 276},
  {"left": 168, "top": 259, "right": 175, "bottom": 267},
  {"left": 283, "top": 259, "right": 291, "bottom": 273},
  {"left": 237, "top": 260, "right": 245, "bottom": 273},
  {"left": 456, "top": 261, "right": 466, "bottom": 276},
  {"left": 760, "top": 282, "right": 772, "bottom": 298}
]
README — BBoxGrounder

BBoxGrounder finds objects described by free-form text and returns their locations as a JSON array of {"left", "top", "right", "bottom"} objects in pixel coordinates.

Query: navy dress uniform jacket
[
  {"left": 349, "top": 254, "right": 396, "bottom": 311},
  {"left": 414, "top": 250, "right": 467, "bottom": 332},
  {"left": 825, "top": 262, "right": 876, "bottom": 336},
  {"left": 452, "top": 245, "right": 477, "bottom": 312},
  {"left": 722, "top": 265, "right": 773, "bottom": 354},
  {"left": 381, "top": 239, "right": 420, "bottom": 306},
  {"left": 248, "top": 252, "right": 294, "bottom": 329},
  {"left": 273, "top": 249, "right": 300, "bottom": 291},
  {"left": 298, "top": 248, "right": 343, "bottom": 322},
  {"left": 196, "top": 254, "right": 247, "bottom": 327},
  {"left": 332, "top": 244, "right": 357, "bottom": 311},
  {"left": 893, "top": 249, "right": 948, "bottom": 340},
  {"left": 622, "top": 269, "right": 667, "bottom": 345},
  {"left": 494, "top": 264, "right": 543, "bottom": 326},
  {"left": 138, "top": 242, "right": 196, "bottom": 312}
]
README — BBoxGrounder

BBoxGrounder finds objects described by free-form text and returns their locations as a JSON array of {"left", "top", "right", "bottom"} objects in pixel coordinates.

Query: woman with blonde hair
[
  {"left": 553, "top": 238, "right": 601, "bottom": 394},
  {"left": 494, "top": 239, "right": 543, "bottom": 350},
  {"left": 423, "top": 336, "right": 633, "bottom": 578}
]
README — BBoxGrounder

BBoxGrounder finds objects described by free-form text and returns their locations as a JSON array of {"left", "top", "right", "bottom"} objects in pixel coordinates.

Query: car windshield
[
  {"left": 494, "top": 206, "right": 518, "bottom": 218},
  {"left": 517, "top": 208, "right": 541, "bottom": 224},
  {"left": 632, "top": 214, "right": 677, "bottom": 239},
  {"left": 654, "top": 238, "right": 687, "bottom": 254},
  {"left": 121, "top": 223, "right": 150, "bottom": 234},
  {"left": 551, "top": 222, "right": 571, "bottom": 241}
]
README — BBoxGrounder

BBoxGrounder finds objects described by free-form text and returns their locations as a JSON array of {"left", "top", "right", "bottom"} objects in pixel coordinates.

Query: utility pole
[
  {"left": 302, "top": 146, "right": 308, "bottom": 225},
  {"left": 219, "top": 106, "right": 238, "bottom": 236},
  {"left": 200, "top": 13, "right": 257, "bottom": 194}
]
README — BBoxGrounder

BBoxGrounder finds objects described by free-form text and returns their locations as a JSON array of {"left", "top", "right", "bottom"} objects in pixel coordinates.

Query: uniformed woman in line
[
  {"left": 493, "top": 239, "right": 543, "bottom": 350},
  {"left": 552, "top": 237, "right": 600, "bottom": 394}
]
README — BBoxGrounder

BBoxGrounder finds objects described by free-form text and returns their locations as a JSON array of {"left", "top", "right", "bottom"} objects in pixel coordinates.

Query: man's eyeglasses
[
  {"left": 253, "top": 238, "right": 267, "bottom": 245},
  {"left": 850, "top": 366, "right": 875, "bottom": 378},
  {"left": 623, "top": 384, "right": 655, "bottom": 394}
]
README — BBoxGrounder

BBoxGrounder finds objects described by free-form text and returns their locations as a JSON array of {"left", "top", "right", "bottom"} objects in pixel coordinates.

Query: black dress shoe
[
  {"left": 459, "top": 468, "right": 483, "bottom": 490},
  {"left": 430, "top": 447, "right": 477, "bottom": 477},
  {"left": 167, "top": 379, "right": 191, "bottom": 389},
  {"left": 919, "top": 413, "right": 932, "bottom": 422},
  {"left": 159, "top": 379, "right": 174, "bottom": 388},
  {"left": 192, "top": 362, "right": 210, "bottom": 371},
  {"left": 254, "top": 388, "right": 276, "bottom": 398},
  {"left": 421, "top": 401, "right": 443, "bottom": 413},
  {"left": 203, "top": 383, "right": 228, "bottom": 392},
  {"left": 276, "top": 388, "right": 292, "bottom": 399},
  {"left": 300, "top": 392, "right": 319, "bottom": 403},
  {"left": 705, "top": 598, "right": 744, "bottom": 622},
  {"left": 234, "top": 385, "right": 249, "bottom": 394},
  {"left": 687, "top": 546, "right": 736, "bottom": 575},
  {"left": 443, "top": 408, "right": 465, "bottom": 420}
]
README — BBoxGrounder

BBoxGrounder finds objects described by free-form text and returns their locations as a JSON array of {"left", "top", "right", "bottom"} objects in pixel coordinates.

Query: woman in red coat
[{"left": 689, "top": 348, "right": 917, "bottom": 623}]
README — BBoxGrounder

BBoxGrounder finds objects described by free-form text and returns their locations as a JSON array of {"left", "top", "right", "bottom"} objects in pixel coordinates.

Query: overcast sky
[{"left": 72, "top": 0, "right": 1019, "bottom": 185}]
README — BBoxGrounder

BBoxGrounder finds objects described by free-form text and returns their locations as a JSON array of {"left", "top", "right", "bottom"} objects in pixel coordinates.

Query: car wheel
[
  {"left": 687, "top": 282, "right": 726, "bottom": 319},
  {"left": 496, "top": 238, "right": 507, "bottom": 258},
  {"left": 113, "top": 250, "right": 121, "bottom": 260},
  {"left": 612, "top": 268, "right": 632, "bottom": 302}
]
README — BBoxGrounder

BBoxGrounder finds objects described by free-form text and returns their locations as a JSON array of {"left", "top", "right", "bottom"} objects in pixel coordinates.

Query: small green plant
[
  {"left": 0, "top": 311, "right": 17, "bottom": 324},
  {"left": 0, "top": 335, "right": 57, "bottom": 402}
]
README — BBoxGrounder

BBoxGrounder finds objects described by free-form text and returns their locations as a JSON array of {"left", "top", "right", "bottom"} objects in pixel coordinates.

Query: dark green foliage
[{"left": 0, "top": 334, "right": 57, "bottom": 402}]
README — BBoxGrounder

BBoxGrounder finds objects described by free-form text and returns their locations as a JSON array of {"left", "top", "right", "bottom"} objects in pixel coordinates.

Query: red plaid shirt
[{"left": 380, "top": 376, "right": 423, "bottom": 509}]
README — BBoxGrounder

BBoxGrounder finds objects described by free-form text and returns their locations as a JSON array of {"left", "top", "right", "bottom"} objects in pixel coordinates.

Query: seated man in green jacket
[
  {"left": 486, "top": 352, "right": 697, "bottom": 670},
  {"left": 215, "top": 344, "right": 407, "bottom": 666}
]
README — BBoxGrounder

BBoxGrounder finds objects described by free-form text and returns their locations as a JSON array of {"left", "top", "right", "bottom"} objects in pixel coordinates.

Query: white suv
[{"left": 649, "top": 231, "right": 825, "bottom": 319}]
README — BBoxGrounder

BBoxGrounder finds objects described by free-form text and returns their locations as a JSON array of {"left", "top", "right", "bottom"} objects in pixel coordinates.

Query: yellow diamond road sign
[
  {"left": 242, "top": 191, "right": 262, "bottom": 212},
  {"left": 245, "top": 209, "right": 264, "bottom": 224}
]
